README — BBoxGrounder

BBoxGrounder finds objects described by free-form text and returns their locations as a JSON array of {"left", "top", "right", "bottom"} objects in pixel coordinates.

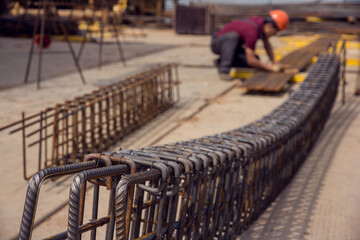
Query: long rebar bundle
[{"left": 18, "top": 49, "right": 344, "bottom": 240}]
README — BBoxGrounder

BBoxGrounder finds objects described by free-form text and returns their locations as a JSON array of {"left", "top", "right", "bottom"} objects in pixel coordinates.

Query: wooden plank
[
  {"left": 279, "top": 37, "right": 335, "bottom": 70},
  {"left": 244, "top": 72, "right": 293, "bottom": 92},
  {"left": 241, "top": 37, "right": 336, "bottom": 92}
]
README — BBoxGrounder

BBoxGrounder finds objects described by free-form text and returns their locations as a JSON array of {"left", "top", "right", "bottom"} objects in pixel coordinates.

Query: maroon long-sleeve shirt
[{"left": 216, "top": 17, "right": 265, "bottom": 50}]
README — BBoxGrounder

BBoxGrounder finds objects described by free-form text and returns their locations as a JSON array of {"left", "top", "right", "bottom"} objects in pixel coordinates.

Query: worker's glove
[{"left": 272, "top": 64, "right": 283, "bottom": 72}]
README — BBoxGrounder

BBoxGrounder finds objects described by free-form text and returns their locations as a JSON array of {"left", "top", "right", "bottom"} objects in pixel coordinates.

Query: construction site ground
[{"left": 0, "top": 28, "right": 359, "bottom": 239}]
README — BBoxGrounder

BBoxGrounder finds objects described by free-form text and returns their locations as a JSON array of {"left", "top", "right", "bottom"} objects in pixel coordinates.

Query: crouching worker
[{"left": 211, "top": 9, "right": 289, "bottom": 81}]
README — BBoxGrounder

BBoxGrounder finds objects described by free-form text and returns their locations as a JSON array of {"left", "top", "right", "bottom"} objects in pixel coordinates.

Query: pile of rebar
[
  {"left": 1, "top": 63, "right": 179, "bottom": 180},
  {"left": 19, "top": 51, "right": 343, "bottom": 240}
]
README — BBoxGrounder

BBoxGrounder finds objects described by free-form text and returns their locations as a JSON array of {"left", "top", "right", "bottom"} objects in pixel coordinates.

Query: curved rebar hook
[
  {"left": 112, "top": 151, "right": 170, "bottom": 195},
  {"left": 115, "top": 169, "right": 162, "bottom": 240},
  {"left": 18, "top": 161, "right": 98, "bottom": 240},
  {"left": 67, "top": 165, "right": 129, "bottom": 240},
  {"left": 103, "top": 153, "right": 137, "bottom": 238},
  {"left": 140, "top": 148, "right": 193, "bottom": 188},
  {"left": 84, "top": 153, "right": 113, "bottom": 189},
  {"left": 128, "top": 150, "right": 181, "bottom": 196}
]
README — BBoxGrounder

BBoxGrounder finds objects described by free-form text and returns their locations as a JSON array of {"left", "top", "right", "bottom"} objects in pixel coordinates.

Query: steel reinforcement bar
[
  {"left": 0, "top": 63, "right": 179, "bottom": 180},
  {"left": 18, "top": 51, "right": 343, "bottom": 239}
]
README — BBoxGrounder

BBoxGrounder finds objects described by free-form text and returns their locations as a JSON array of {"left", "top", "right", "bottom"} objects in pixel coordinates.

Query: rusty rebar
[
  {"left": 18, "top": 53, "right": 342, "bottom": 239},
  {"left": 1, "top": 63, "right": 180, "bottom": 180}
]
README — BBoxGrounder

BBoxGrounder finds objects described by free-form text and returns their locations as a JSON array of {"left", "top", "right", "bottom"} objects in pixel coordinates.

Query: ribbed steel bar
[
  {"left": 18, "top": 161, "right": 99, "bottom": 240},
  {"left": 67, "top": 165, "right": 130, "bottom": 240}
]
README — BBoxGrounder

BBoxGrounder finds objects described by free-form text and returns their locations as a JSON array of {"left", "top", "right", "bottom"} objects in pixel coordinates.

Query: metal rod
[
  {"left": 38, "top": 111, "right": 43, "bottom": 171},
  {"left": 112, "top": 10, "right": 126, "bottom": 66},
  {"left": 37, "top": 0, "right": 48, "bottom": 89},
  {"left": 24, "top": 1, "right": 40, "bottom": 84},
  {"left": 90, "top": 184, "right": 100, "bottom": 240},
  {"left": 22, "top": 112, "right": 28, "bottom": 180},
  {"left": 52, "top": 1, "right": 86, "bottom": 84}
]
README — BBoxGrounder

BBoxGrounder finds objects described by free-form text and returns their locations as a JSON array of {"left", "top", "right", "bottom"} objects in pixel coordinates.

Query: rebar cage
[
  {"left": 1, "top": 63, "right": 179, "bottom": 180},
  {"left": 19, "top": 48, "right": 344, "bottom": 239}
]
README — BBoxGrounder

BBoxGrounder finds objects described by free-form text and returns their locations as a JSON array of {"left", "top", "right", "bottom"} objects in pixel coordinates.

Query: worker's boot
[
  {"left": 214, "top": 58, "right": 233, "bottom": 80},
  {"left": 219, "top": 72, "right": 233, "bottom": 81}
]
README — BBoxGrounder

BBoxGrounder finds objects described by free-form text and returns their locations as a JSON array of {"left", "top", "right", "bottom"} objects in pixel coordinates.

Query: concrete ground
[
  {"left": 0, "top": 32, "right": 173, "bottom": 89},
  {"left": 0, "top": 29, "right": 359, "bottom": 239}
]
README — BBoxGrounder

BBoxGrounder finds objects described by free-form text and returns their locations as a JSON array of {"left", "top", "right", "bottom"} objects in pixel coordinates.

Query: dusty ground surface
[
  {"left": 0, "top": 31, "right": 173, "bottom": 89},
  {"left": 0, "top": 28, "right": 359, "bottom": 240}
]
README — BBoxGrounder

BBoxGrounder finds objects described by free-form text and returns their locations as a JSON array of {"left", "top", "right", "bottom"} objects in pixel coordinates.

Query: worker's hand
[
  {"left": 272, "top": 64, "right": 283, "bottom": 72},
  {"left": 284, "top": 68, "right": 299, "bottom": 74}
]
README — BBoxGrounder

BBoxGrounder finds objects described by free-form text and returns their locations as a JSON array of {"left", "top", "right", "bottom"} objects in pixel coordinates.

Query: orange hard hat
[{"left": 269, "top": 9, "right": 289, "bottom": 31}]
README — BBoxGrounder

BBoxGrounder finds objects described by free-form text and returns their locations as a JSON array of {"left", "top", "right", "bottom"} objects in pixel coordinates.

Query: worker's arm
[
  {"left": 245, "top": 47, "right": 276, "bottom": 71},
  {"left": 263, "top": 37, "right": 276, "bottom": 64}
]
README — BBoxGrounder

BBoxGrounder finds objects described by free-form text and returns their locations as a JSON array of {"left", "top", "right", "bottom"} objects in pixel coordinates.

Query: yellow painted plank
[
  {"left": 347, "top": 59, "right": 360, "bottom": 67},
  {"left": 340, "top": 34, "right": 359, "bottom": 41},
  {"left": 290, "top": 73, "right": 307, "bottom": 83},
  {"left": 311, "top": 56, "right": 318, "bottom": 64},
  {"left": 78, "top": 20, "right": 101, "bottom": 32},
  {"left": 231, "top": 69, "right": 308, "bottom": 83},
  {"left": 78, "top": 20, "right": 126, "bottom": 32},
  {"left": 334, "top": 41, "right": 360, "bottom": 49},
  {"left": 306, "top": 16, "right": 323, "bottom": 23},
  {"left": 52, "top": 35, "right": 94, "bottom": 42},
  {"left": 345, "top": 41, "right": 360, "bottom": 49},
  {"left": 230, "top": 71, "right": 254, "bottom": 79}
]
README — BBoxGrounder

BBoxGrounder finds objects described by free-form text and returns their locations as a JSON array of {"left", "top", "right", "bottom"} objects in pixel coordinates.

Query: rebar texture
[
  {"left": 67, "top": 165, "right": 130, "bottom": 240},
  {"left": 1, "top": 63, "right": 179, "bottom": 180},
  {"left": 19, "top": 52, "right": 342, "bottom": 239},
  {"left": 18, "top": 160, "right": 99, "bottom": 240}
]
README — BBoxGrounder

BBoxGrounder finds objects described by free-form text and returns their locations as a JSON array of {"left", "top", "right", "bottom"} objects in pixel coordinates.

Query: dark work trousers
[{"left": 211, "top": 32, "right": 248, "bottom": 74}]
